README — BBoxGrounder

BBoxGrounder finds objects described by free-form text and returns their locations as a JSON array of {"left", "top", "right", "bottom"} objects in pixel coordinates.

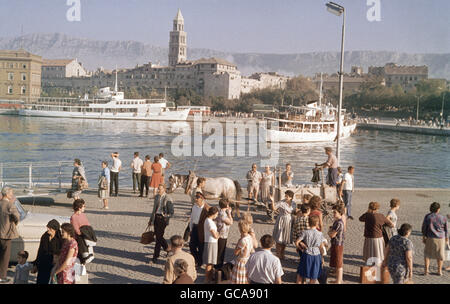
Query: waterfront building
[
  {"left": 41, "top": 58, "right": 89, "bottom": 79},
  {"left": 241, "top": 72, "right": 289, "bottom": 94},
  {"left": 0, "top": 49, "right": 42, "bottom": 100},
  {"left": 312, "top": 66, "right": 370, "bottom": 94},
  {"left": 368, "top": 63, "right": 428, "bottom": 92},
  {"left": 313, "top": 63, "right": 429, "bottom": 94}
]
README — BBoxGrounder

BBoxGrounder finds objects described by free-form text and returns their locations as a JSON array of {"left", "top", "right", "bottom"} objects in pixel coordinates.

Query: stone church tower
[{"left": 169, "top": 9, "right": 187, "bottom": 66}]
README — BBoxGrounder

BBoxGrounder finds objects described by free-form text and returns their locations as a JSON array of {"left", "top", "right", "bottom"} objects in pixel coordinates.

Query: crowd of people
[
  {"left": 0, "top": 146, "right": 448, "bottom": 284},
  {"left": 70, "top": 151, "right": 172, "bottom": 210},
  {"left": 0, "top": 184, "right": 97, "bottom": 284},
  {"left": 147, "top": 147, "right": 449, "bottom": 284}
]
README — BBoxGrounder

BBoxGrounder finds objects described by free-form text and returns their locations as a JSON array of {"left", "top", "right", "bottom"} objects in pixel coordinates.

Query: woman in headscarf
[
  {"left": 71, "top": 158, "right": 87, "bottom": 200},
  {"left": 33, "top": 219, "right": 63, "bottom": 284}
]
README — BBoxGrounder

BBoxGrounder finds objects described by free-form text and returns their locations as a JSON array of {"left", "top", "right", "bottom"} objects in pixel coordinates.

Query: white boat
[
  {"left": 265, "top": 73, "right": 357, "bottom": 143},
  {"left": 18, "top": 72, "right": 189, "bottom": 121},
  {"left": 265, "top": 108, "right": 357, "bottom": 143},
  {"left": 265, "top": 103, "right": 357, "bottom": 142}
]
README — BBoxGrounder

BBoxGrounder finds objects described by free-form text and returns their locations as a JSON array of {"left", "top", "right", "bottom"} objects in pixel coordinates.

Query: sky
[{"left": 0, "top": 0, "right": 449, "bottom": 54}]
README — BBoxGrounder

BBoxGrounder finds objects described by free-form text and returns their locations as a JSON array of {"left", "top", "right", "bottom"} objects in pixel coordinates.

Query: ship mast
[
  {"left": 319, "top": 72, "right": 323, "bottom": 107},
  {"left": 114, "top": 65, "right": 118, "bottom": 92}
]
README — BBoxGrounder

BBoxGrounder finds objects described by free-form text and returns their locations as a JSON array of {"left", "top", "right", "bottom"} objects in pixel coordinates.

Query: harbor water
[{"left": 0, "top": 116, "right": 449, "bottom": 189}]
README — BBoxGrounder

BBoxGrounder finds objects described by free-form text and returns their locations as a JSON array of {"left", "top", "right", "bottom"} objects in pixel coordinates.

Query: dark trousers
[
  {"left": 327, "top": 168, "right": 338, "bottom": 187},
  {"left": 183, "top": 224, "right": 190, "bottom": 242},
  {"left": 343, "top": 190, "right": 352, "bottom": 217},
  {"left": 132, "top": 172, "right": 141, "bottom": 192},
  {"left": 0, "top": 239, "right": 11, "bottom": 279},
  {"left": 36, "top": 264, "right": 53, "bottom": 284},
  {"left": 153, "top": 214, "right": 168, "bottom": 260},
  {"left": 216, "top": 238, "right": 228, "bottom": 269},
  {"left": 110, "top": 171, "right": 119, "bottom": 196},
  {"left": 140, "top": 175, "right": 150, "bottom": 196},
  {"left": 189, "top": 225, "right": 203, "bottom": 266}
]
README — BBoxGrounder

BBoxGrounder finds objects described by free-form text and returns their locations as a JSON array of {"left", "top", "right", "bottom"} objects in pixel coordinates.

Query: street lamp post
[
  {"left": 416, "top": 95, "right": 420, "bottom": 122},
  {"left": 326, "top": 2, "right": 345, "bottom": 165}
]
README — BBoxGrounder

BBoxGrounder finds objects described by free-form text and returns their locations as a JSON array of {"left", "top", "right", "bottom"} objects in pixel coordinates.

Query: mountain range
[{"left": 1, "top": 33, "right": 449, "bottom": 79}]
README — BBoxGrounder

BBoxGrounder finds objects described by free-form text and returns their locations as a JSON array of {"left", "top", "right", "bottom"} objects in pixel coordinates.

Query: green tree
[{"left": 415, "top": 79, "right": 446, "bottom": 97}]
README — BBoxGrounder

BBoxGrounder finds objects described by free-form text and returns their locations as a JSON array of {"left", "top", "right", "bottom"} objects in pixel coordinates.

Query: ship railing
[{"left": 0, "top": 161, "right": 73, "bottom": 195}]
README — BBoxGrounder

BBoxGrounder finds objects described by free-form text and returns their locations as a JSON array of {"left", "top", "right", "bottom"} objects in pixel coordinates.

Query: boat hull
[
  {"left": 18, "top": 108, "right": 190, "bottom": 121},
  {"left": 266, "top": 123, "right": 357, "bottom": 143}
]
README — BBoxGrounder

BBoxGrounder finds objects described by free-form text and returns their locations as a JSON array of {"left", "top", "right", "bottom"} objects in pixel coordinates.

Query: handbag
[
  {"left": 140, "top": 225, "right": 155, "bottom": 245},
  {"left": 318, "top": 266, "right": 328, "bottom": 284},
  {"left": 98, "top": 175, "right": 108, "bottom": 190},
  {"left": 445, "top": 243, "right": 450, "bottom": 261},
  {"left": 381, "top": 224, "right": 393, "bottom": 244},
  {"left": 78, "top": 177, "right": 89, "bottom": 190}
]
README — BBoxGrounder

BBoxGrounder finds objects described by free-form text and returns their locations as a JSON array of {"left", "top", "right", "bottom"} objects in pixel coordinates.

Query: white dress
[
  {"left": 272, "top": 200, "right": 293, "bottom": 245},
  {"left": 260, "top": 172, "right": 273, "bottom": 203}
]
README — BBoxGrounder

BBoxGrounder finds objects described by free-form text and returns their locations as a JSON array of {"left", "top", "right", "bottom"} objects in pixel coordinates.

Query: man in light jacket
[{"left": 0, "top": 187, "right": 20, "bottom": 283}]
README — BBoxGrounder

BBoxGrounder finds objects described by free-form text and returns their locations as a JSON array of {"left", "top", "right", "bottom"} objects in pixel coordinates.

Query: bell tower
[{"left": 169, "top": 9, "right": 187, "bottom": 66}]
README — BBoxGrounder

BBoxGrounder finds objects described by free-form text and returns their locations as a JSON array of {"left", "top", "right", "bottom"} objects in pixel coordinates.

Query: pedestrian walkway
[{"left": 8, "top": 187, "right": 450, "bottom": 284}]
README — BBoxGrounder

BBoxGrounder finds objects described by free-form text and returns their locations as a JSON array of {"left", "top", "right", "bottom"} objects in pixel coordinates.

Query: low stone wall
[{"left": 357, "top": 123, "right": 450, "bottom": 136}]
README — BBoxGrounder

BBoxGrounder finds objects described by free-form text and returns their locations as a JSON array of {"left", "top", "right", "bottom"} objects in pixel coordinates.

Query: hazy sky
[{"left": 0, "top": 0, "right": 449, "bottom": 54}]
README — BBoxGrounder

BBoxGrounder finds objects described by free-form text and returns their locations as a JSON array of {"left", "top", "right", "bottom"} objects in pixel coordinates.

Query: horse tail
[{"left": 233, "top": 180, "right": 242, "bottom": 201}]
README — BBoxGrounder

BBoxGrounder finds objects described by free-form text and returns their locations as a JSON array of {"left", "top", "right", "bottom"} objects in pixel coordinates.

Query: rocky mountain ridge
[{"left": 1, "top": 33, "right": 449, "bottom": 79}]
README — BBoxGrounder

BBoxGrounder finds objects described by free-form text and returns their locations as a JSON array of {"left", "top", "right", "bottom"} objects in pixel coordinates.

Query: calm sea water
[{"left": 0, "top": 116, "right": 448, "bottom": 188}]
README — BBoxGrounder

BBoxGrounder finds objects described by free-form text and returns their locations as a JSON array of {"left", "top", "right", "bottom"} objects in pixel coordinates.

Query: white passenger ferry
[
  {"left": 19, "top": 79, "right": 189, "bottom": 121},
  {"left": 264, "top": 102, "right": 357, "bottom": 143}
]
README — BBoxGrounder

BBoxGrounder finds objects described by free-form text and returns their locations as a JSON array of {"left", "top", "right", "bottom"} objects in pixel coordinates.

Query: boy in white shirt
[
  {"left": 339, "top": 166, "right": 355, "bottom": 220},
  {"left": 158, "top": 153, "right": 171, "bottom": 181},
  {"left": 130, "top": 152, "right": 143, "bottom": 194},
  {"left": 110, "top": 152, "right": 122, "bottom": 197}
]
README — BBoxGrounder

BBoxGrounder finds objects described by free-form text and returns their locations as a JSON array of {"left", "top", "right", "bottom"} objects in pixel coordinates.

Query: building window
[
  {"left": 7, "top": 85, "right": 13, "bottom": 94},
  {"left": 22, "top": 64, "right": 27, "bottom": 69},
  {"left": 21, "top": 86, "right": 26, "bottom": 94},
  {"left": 21, "top": 73, "right": 26, "bottom": 81},
  {"left": 8, "top": 72, "right": 14, "bottom": 80}
]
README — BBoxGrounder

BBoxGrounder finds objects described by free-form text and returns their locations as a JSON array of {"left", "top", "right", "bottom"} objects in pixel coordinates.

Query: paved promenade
[{"left": 9, "top": 187, "right": 450, "bottom": 284}]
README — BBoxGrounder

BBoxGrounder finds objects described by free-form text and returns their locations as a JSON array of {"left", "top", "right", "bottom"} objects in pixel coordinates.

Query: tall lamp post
[
  {"left": 441, "top": 91, "right": 446, "bottom": 126},
  {"left": 326, "top": 2, "right": 345, "bottom": 165},
  {"left": 416, "top": 95, "right": 421, "bottom": 122}
]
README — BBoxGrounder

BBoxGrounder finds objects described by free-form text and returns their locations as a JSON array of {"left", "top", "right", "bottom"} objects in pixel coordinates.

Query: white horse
[{"left": 168, "top": 171, "right": 243, "bottom": 218}]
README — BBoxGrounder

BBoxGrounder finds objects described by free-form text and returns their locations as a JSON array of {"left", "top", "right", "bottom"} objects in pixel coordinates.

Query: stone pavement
[{"left": 7, "top": 187, "right": 450, "bottom": 284}]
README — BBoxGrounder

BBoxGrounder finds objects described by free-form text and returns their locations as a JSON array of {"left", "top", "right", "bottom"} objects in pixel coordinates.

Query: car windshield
[{"left": 14, "top": 199, "right": 27, "bottom": 221}]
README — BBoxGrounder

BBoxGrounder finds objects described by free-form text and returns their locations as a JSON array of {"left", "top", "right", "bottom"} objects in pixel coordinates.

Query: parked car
[{"left": 10, "top": 198, "right": 70, "bottom": 263}]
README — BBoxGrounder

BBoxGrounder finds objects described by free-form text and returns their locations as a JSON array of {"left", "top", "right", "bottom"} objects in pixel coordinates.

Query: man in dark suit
[
  {"left": 0, "top": 187, "right": 20, "bottom": 283},
  {"left": 188, "top": 192, "right": 210, "bottom": 267},
  {"left": 149, "top": 184, "right": 174, "bottom": 263}
]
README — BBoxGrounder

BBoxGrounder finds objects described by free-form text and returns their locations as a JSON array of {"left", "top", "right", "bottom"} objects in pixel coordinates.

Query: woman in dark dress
[{"left": 33, "top": 219, "right": 63, "bottom": 284}]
